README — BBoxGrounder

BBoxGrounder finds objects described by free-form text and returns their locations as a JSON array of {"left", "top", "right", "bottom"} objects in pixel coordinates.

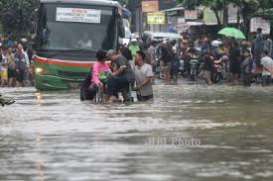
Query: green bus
[{"left": 34, "top": 0, "right": 125, "bottom": 90}]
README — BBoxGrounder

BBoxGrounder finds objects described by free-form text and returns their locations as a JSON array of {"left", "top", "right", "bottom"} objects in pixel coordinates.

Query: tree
[
  {"left": 176, "top": 0, "right": 201, "bottom": 9},
  {"left": 203, "top": 0, "right": 227, "bottom": 25},
  {"left": 116, "top": 0, "right": 129, "bottom": 6},
  {"left": 258, "top": 0, "right": 273, "bottom": 12},
  {"left": 177, "top": 0, "right": 228, "bottom": 25},
  {"left": 0, "top": 0, "right": 39, "bottom": 38},
  {"left": 177, "top": 0, "right": 271, "bottom": 32}
]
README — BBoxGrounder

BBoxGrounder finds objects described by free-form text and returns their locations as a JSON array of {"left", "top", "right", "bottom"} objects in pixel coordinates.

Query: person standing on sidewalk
[
  {"left": 230, "top": 41, "right": 242, "bottom": 84},
  {"left": 7, "top": 47, "right": 17, "bottom": 87},
  {"left": 14, "top": 43, "right": 30, "bottom": 87},
  {"left": 0, "top": 46, "right": 9, "bottom": 86},
  {"left": 241, "top": 51, "right": 253, "bottom": 86}
]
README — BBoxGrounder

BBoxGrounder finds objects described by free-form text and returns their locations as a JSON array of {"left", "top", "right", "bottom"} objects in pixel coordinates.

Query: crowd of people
[
  {"left": 2, "top": 27, "right": 273, "bottom": 98},
  {"left": 0, "top": 36, "right": 35, "bottom": 87},
  {"left": 81, "top": 46, "right": 154, "bottom": 103},
  {"left": 144, "top": 27, "right": 273, "bottom": 87}
]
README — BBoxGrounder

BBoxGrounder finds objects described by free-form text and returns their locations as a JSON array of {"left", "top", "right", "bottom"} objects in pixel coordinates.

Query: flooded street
[{"left": 1, "top": 84, "right": 273, "bottom": 181}]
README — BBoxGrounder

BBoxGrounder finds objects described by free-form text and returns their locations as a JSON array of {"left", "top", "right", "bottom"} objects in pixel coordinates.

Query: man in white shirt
[
  {"left": 133, "top": 51, "right": 154, "bottom": 101},
  {"left": 261, "top": 50, "right": 273, "bottom": 86}
]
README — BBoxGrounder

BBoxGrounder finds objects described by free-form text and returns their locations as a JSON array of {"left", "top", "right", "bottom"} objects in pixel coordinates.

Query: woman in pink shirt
[{"left": 91, "top": 50, "right": 111, "bottom": 87}]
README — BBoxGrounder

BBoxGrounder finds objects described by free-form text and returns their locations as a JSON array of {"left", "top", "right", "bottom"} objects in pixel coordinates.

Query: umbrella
[{"left": 218, "top": 27, "right": 246, "bottom": 39}]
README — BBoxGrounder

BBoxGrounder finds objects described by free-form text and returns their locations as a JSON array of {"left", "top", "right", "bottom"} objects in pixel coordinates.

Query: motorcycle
[
  {"left": 189, "top": 59, "right": 199, "bottom": 81},
  {"left": 80, "top": 72, "right": 135, "bottom": 103}
]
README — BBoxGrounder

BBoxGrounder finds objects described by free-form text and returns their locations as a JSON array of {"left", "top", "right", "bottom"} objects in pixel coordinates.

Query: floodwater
[{"left": 1, "top": 84, "right": 273, "bottom": 181}]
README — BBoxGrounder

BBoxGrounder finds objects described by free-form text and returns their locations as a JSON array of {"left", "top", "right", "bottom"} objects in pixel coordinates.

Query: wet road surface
[{"left": 1, "top": 84, "right": 273, "bottom": 181}]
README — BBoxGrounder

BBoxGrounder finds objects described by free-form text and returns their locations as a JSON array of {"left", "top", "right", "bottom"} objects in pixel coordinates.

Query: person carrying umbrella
[{"left": 218, "top": 27, "right": 246, "bottom": 40}]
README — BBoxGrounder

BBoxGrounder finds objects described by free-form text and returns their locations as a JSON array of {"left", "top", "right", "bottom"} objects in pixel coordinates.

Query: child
[{"left": 0, "top": 47, "right": 9, "bottom": 86}]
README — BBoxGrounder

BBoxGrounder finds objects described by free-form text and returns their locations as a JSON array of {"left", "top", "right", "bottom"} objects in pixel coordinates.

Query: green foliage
[
  {"left": 0, "top": 0, "right": 129, "bottom": 37},
  {"left": 177, "top": 0, "right": 273, "bottom": 15},
  {"left": 0, "top": 0, "right": 39, "bottom": 37},
  {"left": 116, "top": 0, "right": 129, "bottom": 6},
  {"left": 177, "top": 0, "right": 201, "bottom": 9},
  {"left": 176, "top": 0, "right": 273, "bottom": 25}
]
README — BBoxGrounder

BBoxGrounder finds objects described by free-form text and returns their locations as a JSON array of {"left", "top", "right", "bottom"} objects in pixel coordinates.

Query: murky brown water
[{"left": 1, "top": 84, "right": 273, "bottom": 181}]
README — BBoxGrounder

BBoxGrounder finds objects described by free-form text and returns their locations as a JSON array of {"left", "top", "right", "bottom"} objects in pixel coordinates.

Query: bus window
[{"left": 37, "top": 4, "right": 118, "bottom": 52}]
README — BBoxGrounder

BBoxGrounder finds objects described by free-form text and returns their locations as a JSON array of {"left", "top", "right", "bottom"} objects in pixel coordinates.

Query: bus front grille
[{"left": 57, "top": 70, "right": 88, "bottom": 78}]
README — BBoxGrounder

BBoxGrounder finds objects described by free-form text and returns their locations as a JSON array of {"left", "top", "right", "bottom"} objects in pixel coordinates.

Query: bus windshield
[{"left": 38, "top": 4, "right": 117, "bottom": 52}]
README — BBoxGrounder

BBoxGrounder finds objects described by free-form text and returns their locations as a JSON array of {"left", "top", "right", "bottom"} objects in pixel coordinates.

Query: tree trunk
[
  {"left": 212, "top": 8, "right": 222, "bottom": 26},
  {"left": 237, "top": 7, "right": 241, "bottom": 28},
  {"left": 240, "top": 6, "right": 249, "bottom": 38},
  {"left": 223, "top": 4, "right": 228, "bottom": 26}
]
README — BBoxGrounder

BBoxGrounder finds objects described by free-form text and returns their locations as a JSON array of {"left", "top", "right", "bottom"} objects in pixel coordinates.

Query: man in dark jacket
[
  {"left": 158, "top": 41, "right": 174, "bottom": 84},
  {"left": 107, "top": 50, "right": 135, "bottom": 103}
]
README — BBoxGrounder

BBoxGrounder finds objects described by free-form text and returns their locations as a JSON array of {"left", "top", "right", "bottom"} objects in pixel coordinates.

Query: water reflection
[{"left": 1, "top": 85, "right": 273, "bottom": 180}]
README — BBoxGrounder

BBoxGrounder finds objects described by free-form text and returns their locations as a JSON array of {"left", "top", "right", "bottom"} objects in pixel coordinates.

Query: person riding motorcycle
[
  {"left": 80, "top": 50, "right": 111, "bottom": 101},
  {"left": 188, "top": 48, "right": 199, "bottom": 81},
  {"left": 106, "top": 50, "right": 135, "bottom": 103},
  {"left": 91, "top": 50, "right": 111, "bottom": 88}
]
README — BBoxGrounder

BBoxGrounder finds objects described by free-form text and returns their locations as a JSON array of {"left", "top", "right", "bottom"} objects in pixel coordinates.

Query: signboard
[
  {"left": 56, "top": 8, "right": 101, "bottom": 24},
  {"left": 203, "top": 7, "right": 223, "bottom": 25},
  {"left": 228, "top": 3, "right": 243, "bottom": 24},
  {"left": 176, "top": 18, "right": 190, "bottom": 33},
  {"left": 142, "top": 0, "right": 159, "bottom": 13},
  {"left": 250, "top": 17, "right": 271, "bottom": 34},
  {"left": 147, "top": 12, "right": 165, "bottom": 25},
  {"left": 184, "top": 10, "right": 198, "bottom": 20}
]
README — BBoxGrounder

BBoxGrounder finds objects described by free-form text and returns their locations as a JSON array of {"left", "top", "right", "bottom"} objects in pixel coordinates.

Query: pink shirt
[{"left": 91, "top": 61, "right": 111, "bottom": 85}]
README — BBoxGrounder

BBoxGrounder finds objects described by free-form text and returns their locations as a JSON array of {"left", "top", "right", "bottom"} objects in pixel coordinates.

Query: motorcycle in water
[
  {"left": 189, "top": 59, "right": 199, "bottom": 81},
  {"left": 171, "top": 57, "right": 181, "bottom": 83},
  {"left": 80, "top": 72, "right": 135, "bottom": 104},
  {"left": 80, "top": 72, "right": 111, "bottom": 103},
  {"left": 178, "top": 59, "right": 185, "bottom": 76},
  {"left": 213, "top": 59, "right": 224, "bottom": 84}
]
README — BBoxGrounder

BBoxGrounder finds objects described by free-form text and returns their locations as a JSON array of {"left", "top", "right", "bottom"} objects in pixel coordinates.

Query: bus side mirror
[
  {"left": 42, "top": 28, "right": 50, "bottom": 44},
  {"left": 118, "top": 18, "right": 125, "bottom": 38}
]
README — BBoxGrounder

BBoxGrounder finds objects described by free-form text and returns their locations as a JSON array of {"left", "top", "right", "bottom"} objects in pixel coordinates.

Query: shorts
[
  {"left": 8, "top": 68, "right": 16, "bottom": 78},
  {"left": 16, "top": 69, "right": 26, "bottom": 83},
  {"left": 0, "top": 68, "right": 8, "bottom": 81}
]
